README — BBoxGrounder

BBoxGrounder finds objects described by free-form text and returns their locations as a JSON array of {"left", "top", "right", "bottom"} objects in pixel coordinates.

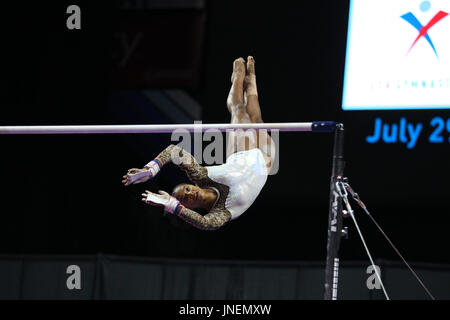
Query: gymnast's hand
[
  {"left": 141, "top": 190, "right": 171, "bottom": 207},
  {"left": 122, "top": 168, "right": 152, "bottom": 186}
]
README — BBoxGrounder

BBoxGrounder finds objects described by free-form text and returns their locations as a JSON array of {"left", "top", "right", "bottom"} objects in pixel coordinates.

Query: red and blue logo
[{"left": 401, "top": 1, "right": 448, "bottom": 58}]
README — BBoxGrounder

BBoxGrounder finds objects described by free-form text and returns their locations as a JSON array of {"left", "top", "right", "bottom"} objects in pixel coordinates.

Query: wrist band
[
  {"left": 144, "top": 158, "right": 162, "bottom": 177},
  {"left": 173, "top": 204, "right": 185, "bottom": 216},
  {"left": 164, "top": 196, "right": 181, "bottom": 214}
]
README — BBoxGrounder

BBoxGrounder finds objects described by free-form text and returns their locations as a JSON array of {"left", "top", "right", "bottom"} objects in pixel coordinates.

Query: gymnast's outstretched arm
[
  {"left": 141, "top": 190, "right": 231, "bottom": 230},
  {"left": 154, "top": 144, "right": 208, "bottom": 183},
  {"left": 122, "top": 144, "right": 208, "bottom": 186}
]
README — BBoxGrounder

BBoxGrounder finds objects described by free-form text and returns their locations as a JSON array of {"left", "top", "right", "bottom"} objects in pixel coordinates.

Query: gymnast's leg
[
  {"left": 244, "top": 56, "right": 275, "bottom": 170},
  {"left": 226, "top": 57, "right": 257, "bottom": 156}
]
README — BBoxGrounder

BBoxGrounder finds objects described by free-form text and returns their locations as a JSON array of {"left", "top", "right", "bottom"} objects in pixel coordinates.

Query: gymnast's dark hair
[{"left": 171, "top": 183, "right": 190, "bottom": 198}]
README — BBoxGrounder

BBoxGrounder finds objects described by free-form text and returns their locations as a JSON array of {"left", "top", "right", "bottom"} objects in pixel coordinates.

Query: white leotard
[{"left": 206, "top": 148, "right": 268, "bottom": 220}]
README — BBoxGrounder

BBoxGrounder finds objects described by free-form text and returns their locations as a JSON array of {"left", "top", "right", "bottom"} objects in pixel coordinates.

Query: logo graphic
[{"left": 401, "top": 1, "right": 448, "bottom": 58}]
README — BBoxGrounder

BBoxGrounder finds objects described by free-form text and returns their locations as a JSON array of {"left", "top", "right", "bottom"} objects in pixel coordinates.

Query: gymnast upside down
[{"left": 122, "top": 56, "right": 275, "bottom": 230}]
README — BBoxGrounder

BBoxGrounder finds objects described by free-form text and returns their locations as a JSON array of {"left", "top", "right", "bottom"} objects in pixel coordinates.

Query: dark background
[{"left": 0, "top": 0, "right": 448, "bottom": 267}]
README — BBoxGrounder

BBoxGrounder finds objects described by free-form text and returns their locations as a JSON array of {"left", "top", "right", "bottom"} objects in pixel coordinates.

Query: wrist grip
[
  {"left": 164, "top": 196, "right": 183, "bottom": 215},
  {"left": 126, "top": 170, "right": 150, "bottom": 184},
  {"left": 144, "top": 158, "right": 162, "bottom": 177}
]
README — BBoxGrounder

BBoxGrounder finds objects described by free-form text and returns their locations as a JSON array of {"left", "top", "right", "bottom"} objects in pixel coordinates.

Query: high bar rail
[{"left": 0, "top": 121, "right": 337, "bottom": 134}]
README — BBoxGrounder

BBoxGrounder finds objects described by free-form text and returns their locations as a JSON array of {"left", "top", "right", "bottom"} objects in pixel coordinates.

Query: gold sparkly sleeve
[
  {"left": 176, "top": 206, "right": 232, "bottom": 230},
  {"left": 156, "top": 144, "right": 208, "bottom": 183}
]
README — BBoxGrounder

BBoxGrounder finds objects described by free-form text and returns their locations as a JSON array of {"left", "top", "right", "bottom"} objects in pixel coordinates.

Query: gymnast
[{"left": 122, "top": 56, "right": 275, "bottom": 230}]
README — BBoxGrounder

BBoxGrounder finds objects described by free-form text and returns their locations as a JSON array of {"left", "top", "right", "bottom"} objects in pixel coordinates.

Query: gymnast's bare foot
[
  {"left": 244, "top": 56, "right": 258, "bottom": 97},
  {"left": 231, "top": 57, "right": 246, "bottom": 84},
  {"left": 227, "top": 57, "right": 246, "bottom": 114}
]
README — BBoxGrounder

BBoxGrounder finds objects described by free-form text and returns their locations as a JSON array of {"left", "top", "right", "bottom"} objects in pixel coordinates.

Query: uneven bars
[{"left": 0, "top": 121, "right": 337, "bottom": 134}]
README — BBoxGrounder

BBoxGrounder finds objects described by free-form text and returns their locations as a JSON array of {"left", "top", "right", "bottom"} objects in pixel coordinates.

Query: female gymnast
[{"left": 122, "top": 56, "right": 275, "bottom": 230}]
